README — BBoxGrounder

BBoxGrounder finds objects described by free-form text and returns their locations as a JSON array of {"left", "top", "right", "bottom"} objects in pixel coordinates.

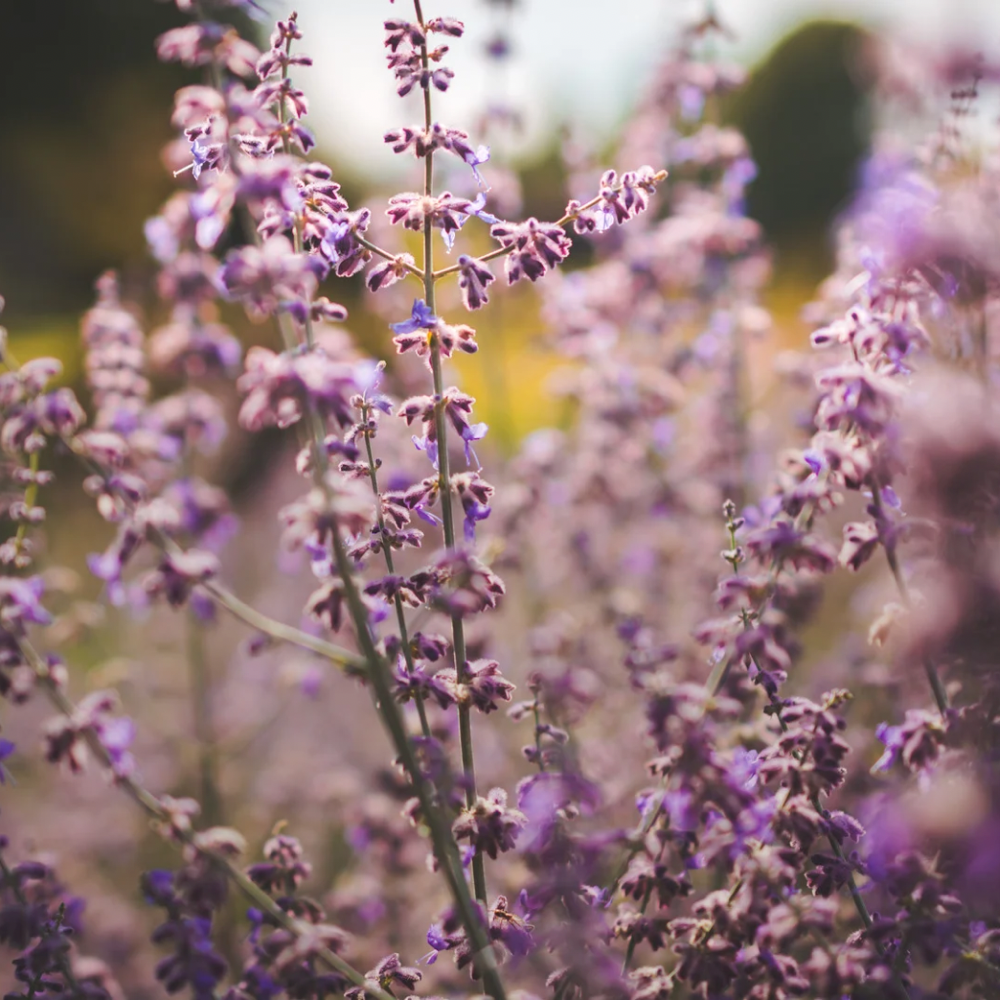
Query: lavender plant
[{"left": 1, "top": 3, "right": 1000, "bottom": 1000}]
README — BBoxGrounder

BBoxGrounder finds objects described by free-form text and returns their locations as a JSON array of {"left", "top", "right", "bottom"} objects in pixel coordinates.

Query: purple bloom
[
  {"left": 464, "top": 143, "right": 491, "bottom": 188},
  {"left": 366, "top": 253, "right": 416, "bottom": 293},
  {"left": 731, "top": 796, "right": 778, "bottom": 856},
  {"left": 664, "top": 787, "right": 698, "bottom": 833},
  {"left": 461, "top": 421, "right": 488, "bottom": 466},
  {"left": 318, "top": 209, "right": 372, "bottom": 277},
  {"left": 411, "top": 432, "right": 439, "bottom": 469},
  {"left": 462, "top": 500, "right": 491, "bottom": 541},
  {"left": 0, "top": 738, "right": 14, "bottom": 784},
  {"left": 881, "top": 484, "right": 902, "bottom": 509},
  {"left": 731, "top": 747, "right": 761, "bottom": 790},
  {"left": 420, "top": 921, "right": 464, "bottom": 965},
  {"left": 803, "top": 449, "right": 825, "bottom": 474},
  {"left": 442, "top": 192, "right": 500, "bottom": 250},
  {"left": 399, "top": 387, "right": 484, "bottom": 468},
  {"left": 98, "top": 716, "right": 136, "bottom": 778},
  {"left": 489, "top": 895, "right": 534, "bottom": 959},
  {"left": 238, "top": 345, "right": 359, "bottom": 433},
  {"left": 221, "top": 236, "right": 326, "bottom": 320},
  {"left": 636, "top": 788, "right": 664, "bottom": 821},
  {"left": 390, "top": 299, "right": 438, "bottom": 336},
  {"left": 452, "top": 787, "right": 526, "bottom": 859},
  {"left": 490, "top": 217, "right": 573, "bottom": 284},
  {"left": 434, "top": 659, "right": 514, "bottom": 715},
  {"left": 0, "top": 576, "right": 52, "bottom": 628},
  {"left": 456, "top": 254, "right": 496, "bottom": 310}
]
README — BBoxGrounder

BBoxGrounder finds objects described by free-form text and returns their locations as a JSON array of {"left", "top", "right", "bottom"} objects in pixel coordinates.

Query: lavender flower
[{"left": 490, "top": 218, "right": 573, "bottom": 284}]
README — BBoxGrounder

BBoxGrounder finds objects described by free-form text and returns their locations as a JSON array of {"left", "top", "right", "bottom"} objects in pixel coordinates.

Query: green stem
[
  {"left": 413, "top": 0, "right": 488, "bottom": 908},
  {"left": 814, "top": 794, "right": 911, "bottom": 1000},
  {"left": 531, "top": 695, "right": 546, "bottom": 772},
  {"left": 361, "top": 404, "right": 432, "bottom": 741},
  {"left": 188, "top": 609, "right": 223, "bottom": 828},
  {"left": 869, "top": 484, "right": 949, "bottom": 714},
  {"left": 196, "top": 576, "right": 364, "bottom": 673},
  {"left": 326, "top": 528, "right": 506, "bottom": 1000},
  {"left": 355, "top": 235, "right": 424, "bottom": 277}
]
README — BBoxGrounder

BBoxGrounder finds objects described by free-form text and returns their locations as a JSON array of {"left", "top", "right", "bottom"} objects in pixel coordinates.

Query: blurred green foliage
[{"left": 728, "top": 20, "right": 873, "bottom": 282}]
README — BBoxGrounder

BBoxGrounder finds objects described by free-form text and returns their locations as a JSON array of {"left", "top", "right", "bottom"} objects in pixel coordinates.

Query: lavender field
[{"left": 0, "top": 2, "right": 998, "bottom": 999}]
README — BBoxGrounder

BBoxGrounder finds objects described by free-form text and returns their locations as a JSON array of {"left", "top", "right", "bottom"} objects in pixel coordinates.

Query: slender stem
[
  {"left": 413, "top": 0, "right": 488, "bottom": 907},
  {"left": 275, "top": 40, "right": 317, "bottom": 353},
  {"left": 727, "top": 311, "right": 750, "bottom": 513},
  {"left": 869, "top": 485, "right": 949, "bottom": 714},
  {"left": 355, "top": 235, "right": 424, "bottom": 278},
  {"left": 326, "top": 526, "right": 506, "bottom": 1000},
  {"left": 703, "top": 504, "right": 909, "bottom": 995},
  {"left": 13, "top": 450, "right": 40, "bottom": 554},
  {"left": 814, "top": 795, "right": 911, "bottom": 1000},
  {"left": 531, "top": 695, "right": 546, "bottom": 772},
  {"left": 201, "top": 576, "right": 364, "bottom": 673},
  {"left": 431, "top": 178, "right": 665, "bottom": 281},
  {"left": 14, "top": 637, "right": 395, "bottom": 1000},
  {"left": 361, "top": 404, "right": 432, "bottom": 740},
  {"left": 188, "top": 609, "right": 223, "bottom": 828}
]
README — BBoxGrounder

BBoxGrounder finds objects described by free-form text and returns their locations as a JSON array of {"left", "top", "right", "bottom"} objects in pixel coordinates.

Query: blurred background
[{"left": 3, "top": 0, "right": 998, "bottom": 355}]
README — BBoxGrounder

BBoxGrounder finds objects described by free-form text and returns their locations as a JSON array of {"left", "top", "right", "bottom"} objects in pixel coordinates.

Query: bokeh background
[{"left": 5, "top": 0, "right": 997, "bottom": 373}]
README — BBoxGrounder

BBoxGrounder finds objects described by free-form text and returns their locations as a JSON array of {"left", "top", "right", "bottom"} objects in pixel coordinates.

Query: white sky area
[{"left": 288, "top": 0, "right": 1000, "bottom": 179}]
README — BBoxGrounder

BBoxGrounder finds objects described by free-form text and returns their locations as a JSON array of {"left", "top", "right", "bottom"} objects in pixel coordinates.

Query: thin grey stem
[
  {"left": 869, "top": 484, "right": 949, "bottom": 714},
  {"left": 326, "top": 525, "right": 507, "bottom": 1000},
  {"left": 432, "top": 177, "right": 666, "bottom": 281},
  {"left": 355, "top": 235, "right": 425, "bottom": 278},
  {"left": 413, "top": 0, "right": 488, "bottom": 907},
  {"left": 361, "top": 402, "right": 433, "bottom": 740},
  {"left": 188, "top": 609, "right": 223, "bottom": 828}
]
